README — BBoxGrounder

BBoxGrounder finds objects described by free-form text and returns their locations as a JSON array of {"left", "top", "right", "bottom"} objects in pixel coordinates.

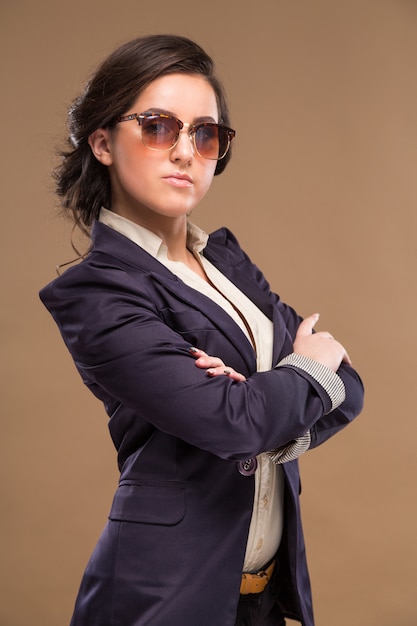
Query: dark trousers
[{"left": 234, "top": 582, "right": 286, "bottom": 626}]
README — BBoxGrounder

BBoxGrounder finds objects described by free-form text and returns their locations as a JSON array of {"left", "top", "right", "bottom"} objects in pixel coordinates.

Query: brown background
[{"left": 1, "top": 1, "right": 416, "bottom": 625}]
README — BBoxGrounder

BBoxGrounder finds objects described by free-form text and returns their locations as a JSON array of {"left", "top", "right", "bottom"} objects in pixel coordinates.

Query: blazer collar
[{"left": 91, "top": 221, "right": 178, "bottom": 279}]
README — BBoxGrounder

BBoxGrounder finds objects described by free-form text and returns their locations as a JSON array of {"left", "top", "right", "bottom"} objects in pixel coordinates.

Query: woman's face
[{"left": 89, "top": 73, "right": 219, "bottom": 229}]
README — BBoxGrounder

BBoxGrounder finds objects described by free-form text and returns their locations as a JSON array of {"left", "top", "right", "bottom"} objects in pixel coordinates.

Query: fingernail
[
  {"left": 224, "top": 369, "right": 231, "bottom": 375},
  {"left": 206, "top": 368, "right": 215, "bottom": 376},
  {"left": 189, "top": 346, "right": 198, "bottom": 353}
]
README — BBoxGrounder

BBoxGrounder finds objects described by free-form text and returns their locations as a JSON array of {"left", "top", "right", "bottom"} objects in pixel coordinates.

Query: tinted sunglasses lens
[
  {"left": 195, "top": 124, "right": 230, "bottom": 160},
  {"left": 141, "top": 116, "right": 180, "bottom": 150}
]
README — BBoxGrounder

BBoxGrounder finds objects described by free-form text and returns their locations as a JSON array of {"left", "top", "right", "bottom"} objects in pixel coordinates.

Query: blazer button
[{"left": 237, "top": 457, "right": 257, "bottom": 476}]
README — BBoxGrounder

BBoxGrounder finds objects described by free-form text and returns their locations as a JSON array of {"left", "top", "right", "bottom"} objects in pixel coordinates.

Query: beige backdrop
[{"left": 1, "top": 1, "right": 416, "bottom": 625}]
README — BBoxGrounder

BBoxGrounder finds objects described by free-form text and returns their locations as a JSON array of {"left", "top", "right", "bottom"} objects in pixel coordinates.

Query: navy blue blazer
[{"left": 40, "top": 222, "right": 364, "bottom": 626}]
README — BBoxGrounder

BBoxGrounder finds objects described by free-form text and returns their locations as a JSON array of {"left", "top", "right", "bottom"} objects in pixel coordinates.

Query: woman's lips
[{"left": 163, "top": 173, "right": 193, "bottom": 188}]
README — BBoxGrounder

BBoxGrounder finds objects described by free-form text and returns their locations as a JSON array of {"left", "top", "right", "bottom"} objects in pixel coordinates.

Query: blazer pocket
[
  {"left": 160, "top": 306, "right": 217, "bottom": 334},
  {"left": 160, "top": 306, "right": 223, "bottom": 352},
  {"left": 109, "top": 481, "right": 185, "bottom": 525}
]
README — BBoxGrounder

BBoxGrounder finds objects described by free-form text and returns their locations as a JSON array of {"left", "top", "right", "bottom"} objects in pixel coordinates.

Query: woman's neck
[{"left": 109, "top": 206, "right": 208, "bottom": 280}]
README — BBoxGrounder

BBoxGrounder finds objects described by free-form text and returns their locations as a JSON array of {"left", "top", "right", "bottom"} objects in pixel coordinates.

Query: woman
[{"left": 40, "top": 34, "right": 364, "bottom": 626}]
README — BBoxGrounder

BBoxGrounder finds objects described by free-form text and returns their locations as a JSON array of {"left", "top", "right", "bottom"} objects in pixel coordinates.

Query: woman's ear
[{"left": 88, "top": 129, "right": 113, "bottom": 165}]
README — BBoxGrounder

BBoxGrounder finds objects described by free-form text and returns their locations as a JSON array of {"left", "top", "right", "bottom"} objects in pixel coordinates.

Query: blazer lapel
[
  {"left": 204, "top": 235, "right": 292, "bottom": 366},
  {"left": 91, "top": 222, "right": 258, "bottom": 374},
  {"left": 153, "top": 272, "right": 258, "bottom": 373}
]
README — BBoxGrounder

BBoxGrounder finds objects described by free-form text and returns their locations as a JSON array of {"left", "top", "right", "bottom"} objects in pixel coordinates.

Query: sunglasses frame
[{"left": 115, "top": 112, "right": 235, "bottom": 160}]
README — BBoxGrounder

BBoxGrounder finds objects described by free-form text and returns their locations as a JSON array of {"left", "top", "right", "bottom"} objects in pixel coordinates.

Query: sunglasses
[{"left": 115, "top": 112, "right": 236, "bottom": 161}]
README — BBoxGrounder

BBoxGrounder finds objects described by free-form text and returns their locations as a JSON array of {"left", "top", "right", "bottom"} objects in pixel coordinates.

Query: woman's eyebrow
[{"left": 141, "top": 107, "right": 217, "bottom": 123}]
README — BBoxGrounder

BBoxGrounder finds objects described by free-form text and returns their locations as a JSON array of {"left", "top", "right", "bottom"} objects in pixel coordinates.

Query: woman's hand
[
  {"left": 293, "top": 313, "right": 352, "bottom": 372},
  {"left": 189, "top": 347, "right": 246, "bottom": 382}
]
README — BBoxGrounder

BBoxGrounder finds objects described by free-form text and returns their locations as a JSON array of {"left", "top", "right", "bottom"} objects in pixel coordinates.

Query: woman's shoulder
[
  {"left": 40, "top": 221, "right": 170, "bottom": 293},
  {"left": 39, "top": 237, "right": 154, "bottom": 314}
]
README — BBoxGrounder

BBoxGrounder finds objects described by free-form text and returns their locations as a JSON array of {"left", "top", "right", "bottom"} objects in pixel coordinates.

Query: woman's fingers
[
  {"left": 293, "top": 315, "right": 351, "bottom": 372},
  {"left": 190, "top": 347, "right": 225, "bottom": 369},
  {"left": 295, "top": 313, "right": 320, "bottom": 338},
  {"left": 189, "top": 347, "right": 208, "bottom": 358},
  {"left": 189, "top": 346, "right": 246, "bottom": 381},
  {"left": 343, "top": 351, "right": 352, "bottom": 366},
  {"left": 206, "top": 367, "right": 246, "bottom": 382}
]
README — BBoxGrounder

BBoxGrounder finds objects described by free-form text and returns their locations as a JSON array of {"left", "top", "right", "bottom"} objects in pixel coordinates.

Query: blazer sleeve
[{"left": 207, "top": 228, "right": 365, "bottom": 451}]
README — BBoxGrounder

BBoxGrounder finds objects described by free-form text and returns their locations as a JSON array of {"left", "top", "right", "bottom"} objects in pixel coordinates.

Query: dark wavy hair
[{"left": 55, "top": 34, "right": 232, "bottom": 233}]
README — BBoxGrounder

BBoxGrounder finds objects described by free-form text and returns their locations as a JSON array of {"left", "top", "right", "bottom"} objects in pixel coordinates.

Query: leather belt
[{"left": 240, "top": 560, "right": 276, "bottom": 595}]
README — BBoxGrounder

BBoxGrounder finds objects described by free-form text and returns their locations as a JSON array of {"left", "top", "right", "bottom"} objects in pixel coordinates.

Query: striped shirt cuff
[
  {"left": 276, "top": 353, "right": 346, "bottom": 412},
  {"left": 267, "top": 431, "right": 311, "bottom": 464}
]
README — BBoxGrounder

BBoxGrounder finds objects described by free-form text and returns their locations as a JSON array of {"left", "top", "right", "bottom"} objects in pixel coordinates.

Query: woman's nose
[{"left": 170, "top": 128, "right": 195, "bottom": 162}]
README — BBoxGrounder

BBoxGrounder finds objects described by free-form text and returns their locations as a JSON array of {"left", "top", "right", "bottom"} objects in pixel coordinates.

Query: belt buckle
[{"left": 240, "top": 560, "right": 276, "bottom": 595}]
